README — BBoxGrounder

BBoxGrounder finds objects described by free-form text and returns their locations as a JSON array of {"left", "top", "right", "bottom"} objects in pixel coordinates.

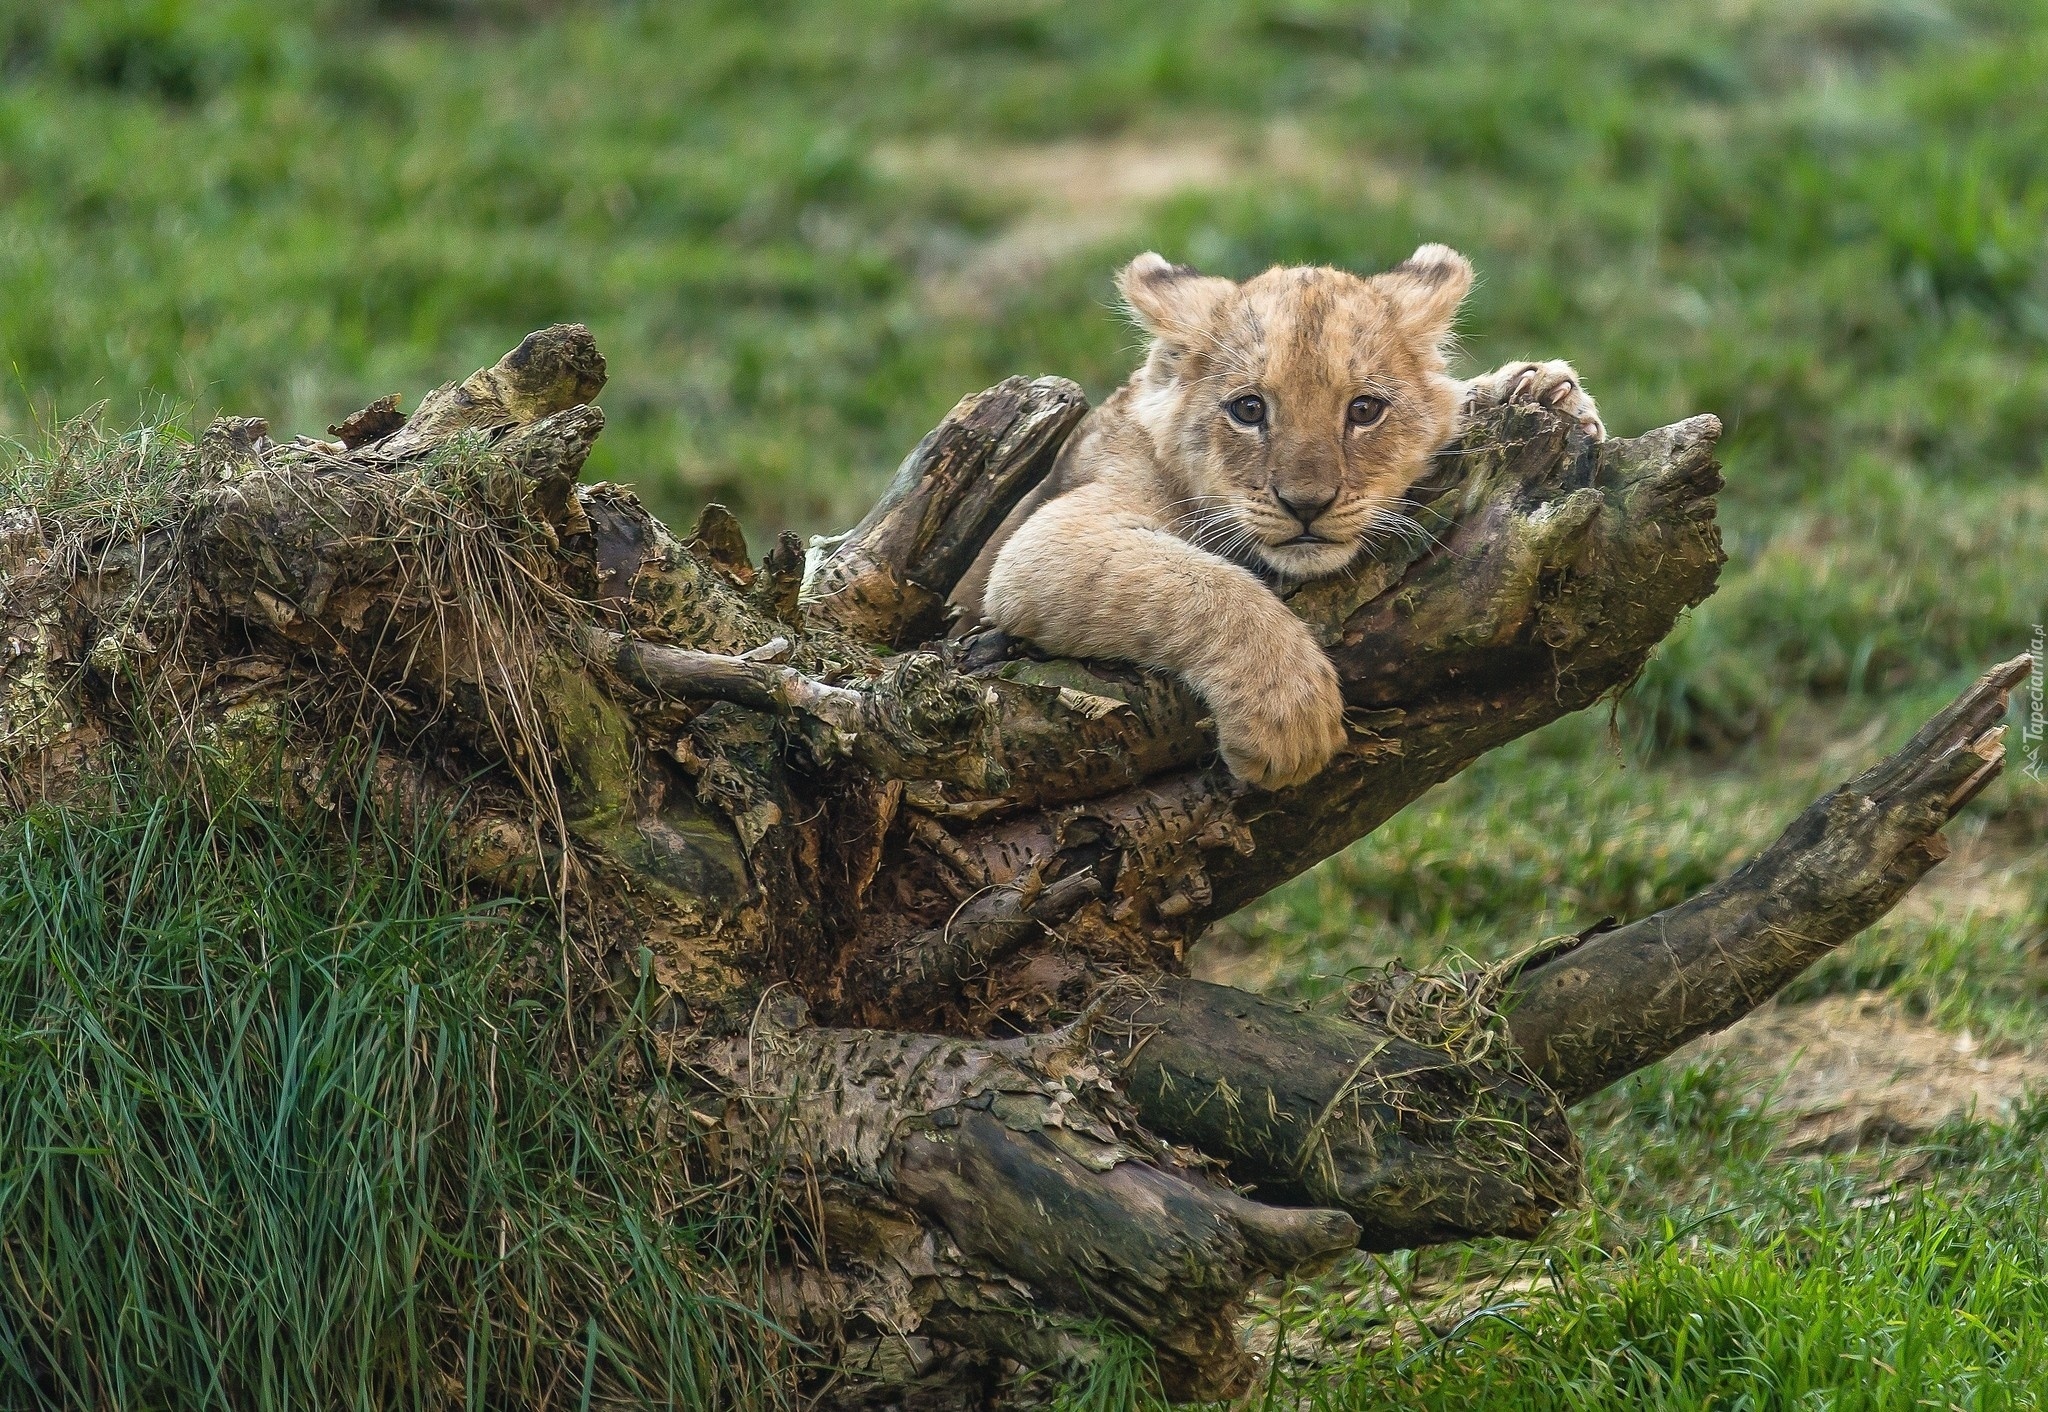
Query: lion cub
[{"left": 959, "top": 246, "right": 1604, "bottom": 789}]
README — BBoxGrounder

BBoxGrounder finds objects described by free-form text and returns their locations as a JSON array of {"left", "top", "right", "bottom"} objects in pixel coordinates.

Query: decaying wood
[
  {"left": 1, "top": 325, "right": 2024, "bottom": 1407},
  {"left": 803, "top": 375, "right": 1088, "bottom": 647},
  {"left": 696, "top": 999, "right": 1360, "bottom": 1400},
  {"left": 1099, "top": 977, "right": 1580, "bottom": 1251}
]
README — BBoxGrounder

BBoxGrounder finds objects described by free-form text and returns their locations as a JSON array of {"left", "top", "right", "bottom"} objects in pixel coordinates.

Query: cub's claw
[
  {"left": 1211, "top": 654, "right": 1348, "bottom": 790},
  {"left": 1466, "top": 359, "right": 1606, "bottom": 442}
]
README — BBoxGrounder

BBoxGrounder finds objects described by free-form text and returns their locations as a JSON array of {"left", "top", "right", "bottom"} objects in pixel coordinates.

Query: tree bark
[{"left": 0, "top": 326, "right": 2025, "bottom": 1406}]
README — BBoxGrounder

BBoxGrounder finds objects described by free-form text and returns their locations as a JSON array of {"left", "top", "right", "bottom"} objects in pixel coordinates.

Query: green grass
[
  {"left": 3, "top": 0, "right": 2048, "bottom": 1408},
  {"left": 5, "top": 1, "right": 2047, "bottom": 540},
  {"left": 0, "top": 407, "right": 204, "bottom": 540},
  {"left": 1270, "top": 1140, "right": 2048, "bottom": 1409},
  {"left": 1248, "top": 1090, "right": 2048, "bottom": 1411},
  {"left": 0, "top": 773, "right": 783, "bottom": 1409}
]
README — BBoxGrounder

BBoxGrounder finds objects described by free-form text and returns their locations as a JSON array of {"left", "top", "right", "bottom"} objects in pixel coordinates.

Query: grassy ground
[
  {"left": 3, "top": 0, "right": 2047, "bottom": 1407},
  {"left": 0, "top": 777, "right": 786, "bottom": 1407}
]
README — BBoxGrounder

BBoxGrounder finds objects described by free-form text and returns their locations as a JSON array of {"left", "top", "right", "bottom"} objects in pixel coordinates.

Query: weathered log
[
  {"left": 695, "top": 1001, "right": 1357, "bottom": 1399},
  {"left": 1098, "top": 977, "right": 1579, "bottom": 1251},
  {"left": 803, "top": 375, "right": 1088, "bottom": 647},
  {"left": 1, "top": 325, "right": 2023, "bottom": 1406}
]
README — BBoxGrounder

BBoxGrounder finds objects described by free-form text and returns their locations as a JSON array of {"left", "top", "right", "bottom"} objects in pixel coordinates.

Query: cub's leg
[
  {"left": 982, "top": 483, "right": 1347, "bottom": 789},
  {"left": 1463, "top": 359, "right": 1606, "bottom": 441}
]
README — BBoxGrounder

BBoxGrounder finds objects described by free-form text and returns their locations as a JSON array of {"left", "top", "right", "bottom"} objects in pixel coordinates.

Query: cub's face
[{"left": 1118, "top": 246, "right": 1471, "bottom": 582}]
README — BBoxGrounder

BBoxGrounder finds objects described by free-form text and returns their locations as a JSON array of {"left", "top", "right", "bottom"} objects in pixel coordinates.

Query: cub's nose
[{"left": 1276, "top": 487, "right": 1337, "bottom": 528}]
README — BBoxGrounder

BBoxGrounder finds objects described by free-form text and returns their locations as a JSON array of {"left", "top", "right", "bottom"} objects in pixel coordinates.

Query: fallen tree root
[
  {"left": 1098, "top": 977, "right": 1579, "bottom": 1251},
  {"left": 693, "top": 1005, "right": 1357, "bottom": 1400},
  {"left": 2, "top": 324, "right": 2027, "bottom": 1406}
]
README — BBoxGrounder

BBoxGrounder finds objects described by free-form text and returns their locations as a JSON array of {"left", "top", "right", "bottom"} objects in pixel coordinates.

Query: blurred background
[
  {"left": 6, "top": 0, "right": 2039, "bottom": 969},
  {"left": 3, "top": 0, "right": 2048, "bottom": 1398}
]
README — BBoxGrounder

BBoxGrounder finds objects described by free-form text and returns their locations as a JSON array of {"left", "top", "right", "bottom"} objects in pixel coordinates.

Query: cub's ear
[
  {"left": 1377, "top": 243, "right": 1473, "bottom": 342},
  {"left": 1117, "top": 252, "right": 1234, "bottom": 344}
]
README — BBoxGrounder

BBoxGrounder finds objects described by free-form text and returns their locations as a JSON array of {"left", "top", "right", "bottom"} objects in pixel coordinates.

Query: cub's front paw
[
  {"left": 1210, "top": 651, "right": 1348, "bottom": 791},
  {"left": 1466, "top": 359, "right": 1606, "bottom": 441}
]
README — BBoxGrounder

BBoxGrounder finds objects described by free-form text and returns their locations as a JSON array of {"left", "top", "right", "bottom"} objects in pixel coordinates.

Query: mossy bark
[{"left": 0, "top": 326, "right": 2025, "bottom": 1407}]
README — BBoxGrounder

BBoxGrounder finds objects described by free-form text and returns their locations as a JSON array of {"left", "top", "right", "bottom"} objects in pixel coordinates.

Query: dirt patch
[
  {"left": 1889, "top": 825, "right": 2041, "bottom": 929},
  {"left": 1691, "top": 992, "right": 2048, "bottom": 1152},
  {"left": 885, "top": 134, "right": 1242, "bottom": 220},
  {"left": 880, "top": 126, "right": 1400, "bottom": 311}
]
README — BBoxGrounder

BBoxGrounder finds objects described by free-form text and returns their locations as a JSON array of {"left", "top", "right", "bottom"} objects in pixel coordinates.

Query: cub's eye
[
  {"left": 1348, "top": 395, "right": 1389, "bottom": 428},
  {"left": 1226, "top": 393, "right": 1267, "bottom": 427}
]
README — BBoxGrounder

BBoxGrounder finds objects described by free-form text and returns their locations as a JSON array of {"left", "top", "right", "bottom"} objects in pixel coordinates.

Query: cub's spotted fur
[{"left": 957, "top": 246, "right": 1604, "bottom": 788}]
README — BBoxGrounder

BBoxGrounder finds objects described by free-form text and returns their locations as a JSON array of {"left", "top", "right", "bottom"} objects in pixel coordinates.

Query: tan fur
[{"left": 960, "top": 246, "right": 1604, "bottom": 789}]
